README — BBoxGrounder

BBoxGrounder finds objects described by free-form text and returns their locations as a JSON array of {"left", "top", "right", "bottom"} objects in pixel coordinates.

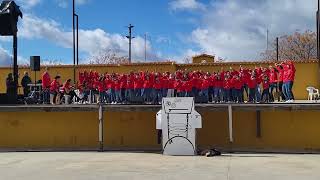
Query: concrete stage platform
[{"left": 0, "top": 100, "right": 319, "bottom": 112}]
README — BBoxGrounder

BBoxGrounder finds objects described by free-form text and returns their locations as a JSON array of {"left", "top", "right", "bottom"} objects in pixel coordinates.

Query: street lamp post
[{"left": 72, "top": 0, "right": 79, "bottom": 84}]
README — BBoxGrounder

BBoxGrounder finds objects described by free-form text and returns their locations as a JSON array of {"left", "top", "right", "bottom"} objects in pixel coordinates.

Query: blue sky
[{"left": 0, "top": 0, "right": 318, "bottom": 66}]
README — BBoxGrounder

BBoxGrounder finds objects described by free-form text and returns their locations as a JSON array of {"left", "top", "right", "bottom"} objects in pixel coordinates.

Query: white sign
[{"left": 156, "top": 97, "right": 202, "bottom": 156}]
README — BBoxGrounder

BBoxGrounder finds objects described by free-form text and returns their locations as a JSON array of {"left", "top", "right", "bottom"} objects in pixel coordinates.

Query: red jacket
[
  {"left": 153, "top": 80, "right": 162, "bottom": 90},
  {"left": 223, "top": 79, "right": 231, "bottom": 89},
  {"left": 233, "top": 79, "right": 243, "bottom": 90},
  {"left": 42, "top": 72, "right": 51, "bottom": 89},
  {"left": 201, "top": 79, "right": 210, "bottom": 90},
  {"left": 134, "top": 77, "right": 143, "bottom": 89},
  {"left": 276, "top": 66, "right": 284, "bottom": 82},
  {"left": 262, "top": 80, "right": 270, "bottom": 89},
  {"left": 283, "top": 63, "right": 296, "bottom": 82},
  {"left": 168, "top": 79, "right": 175, "bottom": 89},
  {"left": 269, "top": 69, "right": 278, "bottom": 83},
  {"left": 247, "top": 78, "right": 257, "bottom": 89},
  {"left": 50, "top": 79, "right": 60, "bottom": 92}
]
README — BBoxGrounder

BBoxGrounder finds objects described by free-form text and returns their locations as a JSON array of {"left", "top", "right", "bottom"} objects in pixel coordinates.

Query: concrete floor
[{"left": 0, "top": 152, "right": 319, "bottom": 180}]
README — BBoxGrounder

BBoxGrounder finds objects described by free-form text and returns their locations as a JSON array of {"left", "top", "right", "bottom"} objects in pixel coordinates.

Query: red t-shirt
[
  {"left": 262, "top": 80, "right": 270, "bottom": 89},
  {"left": 50, "top": 79, "right": 60, "bottom": 92}
]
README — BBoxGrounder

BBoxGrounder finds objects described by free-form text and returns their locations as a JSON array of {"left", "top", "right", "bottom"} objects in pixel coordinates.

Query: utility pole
[
  {"left": 126, "top": 24, "right": 134, "bottom": 63},
  {"left": 144, "top": 33, "right": 147, "bottom": 62},
  {"left": 73, "top": 0, "right": 79, "bottom": 83},
  {"left": 317, "top": 0, "right": 320, "bottom": 83},
  {"left": 72, "top": 0, "right": 76, "bottom": 83},
  {"left": 266, "top": 29, "right": 269, "bottom": 51},
  {"left": 276, "top": 37, "right": 279, "bottom": 62}
]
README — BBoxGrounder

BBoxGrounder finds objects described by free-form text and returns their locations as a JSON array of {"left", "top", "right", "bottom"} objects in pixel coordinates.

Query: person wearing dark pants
[{"left": 21, "top": 71, "right": 32, "bottom": 97}]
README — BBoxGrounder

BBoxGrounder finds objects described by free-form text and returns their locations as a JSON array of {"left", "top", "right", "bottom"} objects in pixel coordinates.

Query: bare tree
[
  {"left": 261, "top": 30, "right": 317, "bottom": 61},
  {"left": 88, "top": 49, "right": 129, "bottom": 65},
  {"left": 182, "top": 56, "right": 192, "bottom": 64}
]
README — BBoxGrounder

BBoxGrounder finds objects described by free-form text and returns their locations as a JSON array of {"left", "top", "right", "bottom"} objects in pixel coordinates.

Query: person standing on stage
[
  {"left": 41, "top": 67, "right": 51, "bottom": 104},
  {"left": 21, "top": 71, "right": 32, "bottom": 97}
]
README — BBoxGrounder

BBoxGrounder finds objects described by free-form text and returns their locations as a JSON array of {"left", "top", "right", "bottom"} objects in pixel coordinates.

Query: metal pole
[
  {"left": 317, "top": 0, "right": 320, "bottom": 83},
  {"left": 72, "top": 0, "right": 76, "bottom": 84},
  {"left": 228, "top": 105, "right": 233, "bottom": 143},
  {"left": 98, "top": 104, "right": 104, "bottom": 152},
  {"left": 144, "top": 33, "right": 147, "bottom": 62},
  {"left": 76, "top": 14, "right": 79, "bottom": 66},
  {"left": 126, "top": 24, "right": 134, "bottom": 63},
  {"left": 13, "top": 34, "right": 18, "bottom": 101},
  {"left": 276, "top": 37, "right": 279, "bottom": 62}
]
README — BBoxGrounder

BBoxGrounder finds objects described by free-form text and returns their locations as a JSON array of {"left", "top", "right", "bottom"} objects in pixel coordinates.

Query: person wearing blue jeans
[
  {"left": 283, "top": 81, "right": 294, "bottom": 101},
  {"left": 269, "top": 83, "right": 277, "bottom": 102}
]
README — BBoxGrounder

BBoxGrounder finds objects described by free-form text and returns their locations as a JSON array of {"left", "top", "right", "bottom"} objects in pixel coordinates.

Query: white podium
[{"left": 156, "top": 97, "right": 202, "bottom": 156}]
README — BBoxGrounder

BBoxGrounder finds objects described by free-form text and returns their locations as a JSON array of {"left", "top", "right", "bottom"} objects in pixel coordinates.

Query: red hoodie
[
  {"left": 42, "top": 72, "right": 51, "bottom": 89},
  {"left": 269, "top": 68, "right": 278, "bottom": 83},
  {"left": 201, "top": 79, "right": 210, "bottom": 90},
  {"left": 283, "top": 62, "right": 296, "bottom": 82},
  {"left": 262, "top": 80, "right": 270, "bottom": 89},
  {"left": 233, "top": 78, "right": 243, "bottom": 90},
  {"left": 247, "top": 78, "right": 257, "bottom": 89}
]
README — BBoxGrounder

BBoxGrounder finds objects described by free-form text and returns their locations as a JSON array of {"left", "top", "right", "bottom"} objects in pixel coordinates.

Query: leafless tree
[
  {"left": 261, "top": 30, "right": 316, "bottom": 61},
  {"left": 88, "top": 49, "right": 129, "bottom": 65}
]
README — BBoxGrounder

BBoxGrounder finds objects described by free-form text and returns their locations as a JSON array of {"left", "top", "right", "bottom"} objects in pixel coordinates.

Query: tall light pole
[
  {"left": 317, "top": 0, "right": 320, "bottom": 83},
  {"left": 72, "top": 0, "right": 79, "bottom": 83},
  {"left": 126, "top": 24, "right": 134, "bottom": 63}
]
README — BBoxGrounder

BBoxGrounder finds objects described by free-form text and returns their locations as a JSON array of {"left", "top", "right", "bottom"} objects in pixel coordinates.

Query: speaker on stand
[{"left": 30, "top": 56, "right": 40, "bottom": 85}]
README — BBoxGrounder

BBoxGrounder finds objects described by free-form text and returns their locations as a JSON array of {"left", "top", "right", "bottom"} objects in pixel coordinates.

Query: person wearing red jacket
[
  {"left": 114, "top": 77, "right": 121, "bottom": 104},
  {"left": 276, "top": 63, "right": 286, "bottom": 101},
  {"left": 167, "top": 74, "right": 175, "bottom": 97},
  {"left": 126, "top": 76, "right": 134, "bottom": 103},
  {"left": 142, "top": 75, "right": 152, "bottom": 103},
  {"left": 213, "top": 74, "right": 223, "bottom": 102},
  {"left": 233, "top": 75, "right": 244, "bottom": 103},
  {"left": 191, "top": 75, "right": 199, "bottom": 98},
  {"left": 49, "top": 75, "right": 61, "bottom": 105},
  {"left": 283, "top": 60, "right": 296, "bottom": 102},
  {"left": 153, "top": 77, "right": 163, "bottom": 104},
  {"left": 247, "top": 75, "right": 257, "bottom": 103},
  {"left": 134, "top": 74, "right": 143, "bottom": 98},
  {"left": 261, "top": 75, "right": 270, "bottom": 103},
  {"left": 268, "top": 66, "right": 278, "bottom": 102},
  {"left": 174, "top": 78, "right": 183, "bottom": 97},
  {"left": 42, "top": 67, "right": 51, "bottom": 104},
  {"left": 201, "top": 75, "right": 210, "bottom": 102},
  {"left": 223, "top": 76, "right": 232, "bottom": 102},
  {"left": 97, "top": 76, "right": 106, "bottom": 103},
  {"left": 161, "top": 74, "right": 169, "bottom": 98}
]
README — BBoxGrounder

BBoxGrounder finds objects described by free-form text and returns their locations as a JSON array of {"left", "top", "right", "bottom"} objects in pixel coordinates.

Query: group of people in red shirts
[{"left": 68, "top": 60, "right": 295, "bottom": 104}]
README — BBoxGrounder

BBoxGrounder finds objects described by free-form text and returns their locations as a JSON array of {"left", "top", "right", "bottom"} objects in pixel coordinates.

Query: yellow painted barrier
[{"left": 0, "top": 109, "right": 319, "bottom": 152}]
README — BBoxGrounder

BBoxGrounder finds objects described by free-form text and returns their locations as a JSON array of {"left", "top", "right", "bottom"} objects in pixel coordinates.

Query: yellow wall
[
  {"left": 0, "top": 112, "right": 98, "bottom": 150},
  {"left": 1, "top": 110, "right": 320, "bottom": 152},
  {"left": 0, "top": 61, "right": 319, "bottom": 99}
]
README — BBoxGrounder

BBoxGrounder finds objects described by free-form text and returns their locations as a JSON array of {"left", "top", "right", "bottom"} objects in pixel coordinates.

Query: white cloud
[
  {"left": 183, "top": 0, "right": 317, "bottom": 60},
  {"left": 17, "top": 0, "right": 41, "bottom": 8},
  {"left": 18, "top": 14, "right": 155, "bottom": 61},
  {"left": 56, "top": 0, "right": 90, "bottom": 8},
  {"left": 0, "top": 47, "right": 12, "bottom": 66},
  {"left": 169, "top": 0, "right": 206, "bottom": 11}
]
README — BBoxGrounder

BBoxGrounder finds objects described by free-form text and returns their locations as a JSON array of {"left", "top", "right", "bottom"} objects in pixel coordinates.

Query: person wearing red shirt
[
  {"left": 161, "top": 74, "right": 169, "bottom": 98},
  {"left": 63, "top": 79, "right": 79, "bottom": 103},
  {"left": 41, "top": 67, "right": 51, "bottom": 104},
  {"left": 167, "top": 74, "right": 175, "bottom": 97},
  {"left": 268, "top": 66, "right": 278, "bottom": 102},
  {"left": 213, "top": 74, "right": 223, "bottom": 102},
  {"left": 201, "top": 76, "right": 210, "bottom": 102},
  {"left": 142, "top": 75, "right": 152, "bottom": 103},
  {"left": 184, "top": 78, "right": 193, "bottom": 97},
  {"left": 247, "top": 75, "right": 257, "bottom": 103},
  {"left": 276, "top": 63, "right": 286, "bottom": 101},
  {"left": 49, "top": 75, "right": 61, "bottom": 105},
  {"left": 174, "top": 77, "right": 183, "bottom": 97},
  {"left": 119, "top": 75, "right": 127, "bottom": 103},
  {"left": 96, "top": 76, "right": 106, "bottom": 103},
  {"left": 191, "top": 75, "right": 199, "bottom": 98},
  {"left": 261, "top": 76, "right": 270, "bottom": 103},
  {"left": 283, "top": 60, "right": 296, "bottom": 102},
  {"left": 153, "top": 77, "right": 163, "bottom": 104},
  {"left": 126, "top": 77, "right": 135, "bottom": 103},
  {"left": 233, "top": 75, "right": 244, "bottom": 103},
  {"left": 114, "top": 77, "right": 121, "bottom": 104},
  {"left": 223, "top": 76, "right": 232, "bottom": 102},
  {"left": 134, "top": 74, "right": 143, "bottom": 98}
]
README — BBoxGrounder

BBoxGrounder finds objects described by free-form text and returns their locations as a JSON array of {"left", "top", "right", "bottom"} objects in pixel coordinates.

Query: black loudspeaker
[{"left": 30, "top": 56, "right": 40, "bottom": 71}]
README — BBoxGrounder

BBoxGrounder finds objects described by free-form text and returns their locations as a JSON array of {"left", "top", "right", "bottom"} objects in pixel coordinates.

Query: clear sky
[{"left": 0, "top": 0, "right": 318, "bottom": 66}]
